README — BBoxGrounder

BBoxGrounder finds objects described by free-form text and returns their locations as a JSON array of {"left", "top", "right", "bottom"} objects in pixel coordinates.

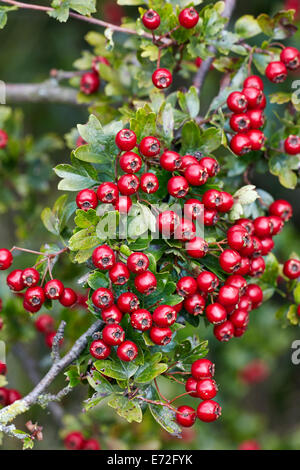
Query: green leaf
[
  {"left": 88, "top": 271, "right": 109, "bottom": 290},
  {"left": 69, "top": 228, "right": 99, "bottom": 251},
  {"left": 49, "top": 0, "right": 96, "bottom": 22},
  {"left": 94, "top": 359, "right": 139, "bottom": 380},
  {"left": 294, "top": 284, "right": 300, "bottom": 305},
  {"left": 108, "top": 395, "right": 142, "bottom": 423},
  {"left": 135, "top": 353, "right": 168, "bottom": 383},
  {"left": 177, "top": 86, "right": 200, "bottom": 119},
  {"left": 235, "top": 15, "right": 262, "bottom": 38},
  {"left": 149, "top": 399, "right": 181, "bottom": 436},
  {"left": 74, "top": 209, "right": 99, "bottom": 228},
  {"left": 65, "top": 366, "right": 81, "bottom": 387},
  {"left": 130, "top": 105, "right": 156, "bottom": 141},
  {"left": 287, "top": 304, "right": 299, "bottom": 326},
  {"left": 54, "top": 158, "right": 99, "bottom": 191},
  {"left": 181, "top": 120, "right": 201, "bottom": 154},
  {"left": 198, "top": 127, "right": 223, "bottom": 153}
]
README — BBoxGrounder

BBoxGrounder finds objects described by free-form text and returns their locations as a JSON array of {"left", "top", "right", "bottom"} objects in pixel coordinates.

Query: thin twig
[{"left": 51, "top": 321, "right": 66, "bottom": 364}]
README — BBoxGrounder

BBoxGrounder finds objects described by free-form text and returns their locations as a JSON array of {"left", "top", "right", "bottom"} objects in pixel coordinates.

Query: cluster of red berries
[
  {"left": 80, "top": 55, "right": 109, "bottom": 95},
  {"left": 265, "top": 47, "right": 300, "bottom": 84},
  {"left": 227, "top": 75, "right": 266, "bottom": 156},
  {"left": 64, "top": 431, "right": 100, "bottom": 451},
  {"left": 0, "top": 129, "right": 8, "bottom": 149},
  {"left": 0, "top": 386, "right": 22, "bottom": 407},
  {"left": 0, "top": 249, "right": 78, "bottom": 314},
  {"left": 142, "top": 7, "right": 199, "bottom": 90},
  {"left": 34, "top": 313, "right": 61, "bottom": 349},
  {"left": 176, "top": 358, "right": 221, "bottom": 426}
]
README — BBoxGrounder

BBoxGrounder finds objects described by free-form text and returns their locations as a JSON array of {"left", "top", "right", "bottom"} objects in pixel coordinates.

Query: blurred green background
[{"left": 0, "top": 0, "right": 300, "bottom": 450}]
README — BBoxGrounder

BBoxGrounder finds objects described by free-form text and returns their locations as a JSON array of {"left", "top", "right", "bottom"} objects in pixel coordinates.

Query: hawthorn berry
[
  {"left": 260, "top": 237, "right": 274, "bottom": 256},
  {"left": 0, "top": 362, "right": 6, "bottom": 375},
  {"left": 176, "top": 405, "right": 196, "bottom": 427},
  {"left": 24, "top": 286, "right": 45, "bottom": 309},
  {"left": 92, "top": 288, "right": 114, "bottom": 309},
  {"left": 97, "top": 182, "right": 119, "bottom": 204},
  {"left": 6, "top": 389, "right": 21, "bottom": 404},
  {"left": 218, "top": 192, "right": 234, "bottom": 212},
  {"left": 269, "top": 215, "right": 283, "bottom": 236},
  {"left": 206, "top": 303, "right": 227, "bottom": 325},
  {"left": 197, "top": 271, "right": 219, "bottom": 293},
  {"left": 196, "top": 379, "right": 218, "bottom": 400},
  {"left": 227, "top": 226, "right": 251, "bottom": 251},
  {"left": 76, "top": 188, "right": 98, "bottom": 211},
  {"left": 80, "top": 72, "right": 100, "bottom": 95},
  {"left": 191, "top": 358, "right": 215, "bottom": 380},
  {"left": 23, "top": 298, "right": 42, "bottom": 314},
  {"left": 214, "top": 320, "right": 235, "bottom": 342},
  {"left": 227, "top": 91, "right": 248, "bottom": 113},
  {"left": 176, "top": 276, "right": 198, "bottom": 297},
  {"left": 59, "top": 288, "right": 78, "bottom": 307},
  {"left": 249, "top": 257, "right": 265, "bottom": 276},
  {"left": 152, "top": 68, "right": 173, "bottom": 89},
  {"left": 254, "top": 216, "right": 271, "bottom": 238},
  {"left": 35, "top": 314, "right": 55, "bottom": 333},
  {"left": 7, "top": 269, "right": 25, "bottom": 291},
  {"left": 230, "top": 113, "right": 251, "bottom": 133},
  {"left": 44, "top": 279, "right": 64, "bottom": 300},
  {"left": 204, "top": 209, "right": 219, "bottom": 226},
  {"left": 157, "top": 210, "right": 180, "bottom": 235},
  {"left": 76, "top": 136, "right": 86, "bottom": 147},
  {"left": 139, "top": 136, "right": 160, "bottom": 157},
  {"left": 92, "top": 245, "right": 116, "bottom": 270},
  {"left": 102, "top": 324, "right": 125, "bottom": 346},
  {"left": 248, "top": 109, "right": 265, "bottom": 129},
  {"left": 117, "top": 340, "right": 138, "bottom": 362},
  {"left": 127, "top": 252, "right": 149, "bottom": 274},
  {"left": 247, "top": 129, "right": 265, "bottom": 150},
  {"left": 134, "top": 271, "right": 157, "bottom": 295},
  {"left": 178, "top": 7, "right": 199, "bottom": 29},
  {"left": 199, "top": 157, "right": 220, "bottom": 177},
  {"left": 218, "top": 285, "right": 239, "bottom": 306},
  {"left": 242, "top": 87, "right": 264, "bottom": 109},
  {"left": 174, "top": 218, "right": 196, "bottom": 241},
  {"left": 245, "top": 284, "right": 263, "bottom": 307},
  {"left": 114, "top": 196, "right": 132, "bottom": 214},
  {"left": 235, "top": 218, "right": 255, "bottom": 235},
  {"left": 160, "top": 150, "right": 182, "bottom": 171},
  {"left": 265, "top": 61, "right": 287, "bottom": 83},
  {"left": 0, "top": 129, "right": 8, "bottom": 149},
  {"left": 219, "top": 249, "right": 241, "bottom": 273},
  {"left": 109, "top": 262, "right": 130, "bottom": 285},
  {"left": 82, "top": 439, "right": 101, "bottom": 451},
  {"left": 184, "top": 163, "right": 208, "bottom": 186},
  {"left": 142, "top": 9, "right": 160, "bottom": 30},
  {"left": 185, "top": 237, "right": 208, "bottom": 259},
  {"left": 101, "top": 304, "right": 123, "bottom": 324},
  {"left": 167, "top": 176, "right": 189, "bottom": 198},
  {"left": 150, "top": 326, "right": 172, "bottom": 345},
  {"left": 117, "top": 174, "right": 139, "bottom": 195},
  {"left": 197, "top": 400, "right": 222, "bottom": 422},
  {"left": 153, "top": 305, "right": 177, "bottom": 326},
  {"left": 243, "top": 75, "right": 264, "bottom": 90},
  {"left": 90, "top": 339, "right": 111, "bottom": 360},
  {"left": 0, "top": 387, "right": 8, "bottom": 406},
  {"left": 280, "top": 46, "right": 300, "bottom": 70},
  {"left": 269, "top": 199, "right": 292, "bottom": 221},
  {"left": 180, "top": 154, "right": 198, "bottom": 171},
  {"left": 283, "top": 259, "right": 300, "bottom": 280},
  {"left": 230, "top": 133, "right": 252, "bottom": 156},
  {"left": 184, "top": 199, "right": 203, "bottom": 221},
  {"left": 184, "top": 293, "right": 206, "bottom": 315},
  {"left": 225, "top": 274, "right": 247, "bottom": 294},
  {"left": 45, "top": 331, "right": 59, "bottom": 348},
  {"left": 0, "top": 248, "right": 13, "bottom": 270},
  {"left": 230, "top": 309, "right": 249, "bottom": 328},
  {"left": 64, "top": 432, "right": 85, "bottom": 450},
  {"left": 185, "top": 377, "right": 199, "bottom": 398},
  {"left": 140, "top": 172, "right": 159, "bottom": 194},
  {"left": 238, "top": 440, "right": 261, "bottom": 451},
  {"left": 202, "top": 189, "right": 222, "bottom": 210},
  {"left": 115, "top": 129, "right": 137, "bottom": 151},
  {"left": 284, "top": 135, "right": 300, "bottom": 155},
  {"left": 119, "top": 151, "right": 142, "bottom": 174},
  {"left": 130, "top": 309, "right": 152, "bottom": 331},
  {"left": 22, "top": 268, "right": 40, "bottom": 288},
  {"left": 117, "top": 292, "right": 140, "bottom": 313}
]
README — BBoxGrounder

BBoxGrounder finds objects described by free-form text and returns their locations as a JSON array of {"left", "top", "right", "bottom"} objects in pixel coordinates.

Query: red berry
[
  {"left": 197, "top": 400, "right": 222, "bottom": 422},
  {"left": 142, "top": 9, "right": 161, "bottom": 30},
  {"left": 242, "top": 87, "right": 264, "bottom": 109},
  {"left": 238, "top": 440, "right": 261, "bottom": 451},
  {"left": 160, "top": 150, "right": 182, "bottom": 171},
  {"left": 230, "top": 133, "right": 252, "bottom": 155},
  {"left": 185, "top": 237, "right": 208, "bottom": 259},
  {"left": 152, "top": 68, "right": 173, "bottom": 89},
  {"left": 0, "top": 129, "right": 8, "bottom": 149},
  {"left": 97, "top": 182, "right": 119, "bottom": 204},
  {"left": 119, "top": 151, "right": 142, "bottom": 174},
  {"left": 225, "top": 274, "right": 247, "bottom": 294},
  {"left": 247, "top": 129, "right": 265, "bottom": 151},
  {"left": 0, "top": 362, "right": 6, "bottom": 375},
  {"left": 102, "top": 324, "right": 125, "bottom": 346},
  {"left": 297, "top": 305, "right": 300, "bottom": 317},
  {"left": 202, "top": 189, "right": 222, "bottom": 210},
  {"left": 197, "top": 271, "right": 219, "bottom": 293},
  {"left": 265, "top": 61, "right": 287, "bottom": 83},
  {"left": 180, "top": 155, "right": 198, "bottom": 171},
  {"left": 90, "top": 339, "right": 111, "bottom": 359},
  {"left": 204, "top": 209, "right": 219, "bottom": 226},
  {"left": 185, "top": 377, "right": 199, "bottom": 398},
  {"left": 218, "top": 192, "right": 234, "bottom": 212},
  {"left": 127, "top": 252, "right": 149, "bottom": 274},
  {"left": 174, "top": 218, "right": 196, "bottom": 241},
  {"left": 139, "top": 136, "right": 160, "bottom": 157},
  {"left": 131, "top": 309, "right": 152, "bottom": 331},
  {"left": 254, "top": 216, "right": 271, "bottom": 238},
  {"left": 76, "top": 188, "right": 98, "bottom": 211},
  {"left": 45, "top": 331, "right": 60, "bottom": 348},
  {"left": 117, "top": 292, "right": 139, "bottom": 313},
  {"left": 269, "top": 215, "right": 283, "bottom": 236},
  {"left": 92, "top": 55, "right": 109, "bottom": 72},
  {"left": 0, "top": 387, "right": 9, "bottom": 406},
  {"left": 82, "top": 439, "right": 101, "bottom": 450},
  {"left": 153, "top": 305, "right": 177, "bottom": 326},
  {"left": 35, "top": 314, "right": 55, "bottom": 333},
  {"left": 76, "top": 136, "right": 87, "bottom": 147},
  {"left": 199, "top": 157, "right": 220, "bottom": 177},
  {"left": 157, "top": 211, "right": 180, "bottom": 236},
  {"left": 101, "top": 304, "right": 123, "bottom": 324},
  {"left": 59, "top": 288, "right": 77, "bottom": 307},
  {"left": 176, "top": 405, "right": 196, "bottom": 427},
  {"left": 184, "top": 293, "right": 206, "bottom": 315},
  {"left": 64, "top": 431, "right": 85, "bottom": 450},
  {"left": 214, "top": 320, "right": 234, "bottom": 342},
  {"left": 24, "top": 286, "right": 45, "bottom": 309},
  {"left": 178, "top": 7, "right": 199, "bottom": 29},
  {"left": 260, "top": 237, "right": 274, "bottom": 256},
  {"left": 245, "top": 284, "right": 263, "bottom": 307},
  {"left": 243, "top": 75, "right": 264, "bottom": 90},
  {"left": 195, "top": 57, "right": 203, "bottom": 67},
  {"left": 150, "top": 326, "right": 172, "bottom": 345},
  {"left": 219, "top": 249, "right": 241, "bottom": 273},
  {"left": 0, "top": 317, "right": 3, "bottom": 330},
  {"left": 80, "top": 72, "right": 100, "bottom": 94},
  {"left": 235, "top": 218, "right": 255, "bottom": 235},
  {"left": 248, "top": 109, "right": 265, "bottom": 129},
  {"left": 227, "top": 91, "right": 248, "bottom": 113},
  {"left": 176, "top": 276, "right": 198, "bottom": 297},
  {"left": 191, "top": 358, "right": 215, "bottom": 380},
  {"left": 237, "top": 257, "right": 250, "bottom": 276},
  {"left": 184, "top": 163, "right": 208, "bottom": 186},
  {"left": 22, "top": 268, "right": 40, "bottom": 288},
  {"left": 230, "top": 113, "right": 251, "bottom": 133},
  {"left": 117, "top": 340, "right": 138, "bottom": 361},
  {"left": 118, "top": 174, "right": 139, "bottom": 195},
  {"left": 167, "top": 176, "right": 189, "bottom": 198},
  {"left": 284, "top": 135, "right": 300, "bottom": 155},
  {"left": 114, "top": 196, "right": 132, "bottom": 214},
  {"left": 218, "top": 285, "right": 239, "bottom": 306},
  {"left": 6, "top": 389, "right": 21, "bottom": 404},
  {"left": 92, "top": 245, "right": 116, "bottom": 270},
  {"left": 196, "top": 379, "right": 218, "bottom": 400},
  {"left": 92, "top": 288, "right": 114, "bottom": 309},
  {"left": 140, "top": 172, "right": 159, "bottom": 194},
  {"left": 269, "top": 199, "right": 292, "bottom": 221},
  {"left": 283, "top": 258, "right": 300, "bottom": 280},
  {"left": 249, "top": 256, "right": 265, "bottom": 277},
  {"left": 230, "top": 309, "right": 249, "bottom": 328},
  {"left": 227, "top": 226, "right": 251, "bottom": 251},
  {"left": 7, "top": 269, "right": 25, "bottom": 292},
  {"left": 115, "top": 129, "right": 137, "bottom": 151},
  {"left": 134, "top": 271, "right": 157, "bottom": 295},
  {"left": 44, "top": 279, "right": 64, "bottom": 300},
  {"left": 206, "top": 302, "right": 227, "bottom": 325},
  {"left": 0, "top": 248, "right": 13, "bottom": 270},
  {"left": 184, "top": 199, "right": 203, "bottom": 221},
  {"left": 109, "top": 262, "right": 130, "bottom": 285},
  {"left": 280, "top": 46, "right": 300, "bottom": 70}
]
